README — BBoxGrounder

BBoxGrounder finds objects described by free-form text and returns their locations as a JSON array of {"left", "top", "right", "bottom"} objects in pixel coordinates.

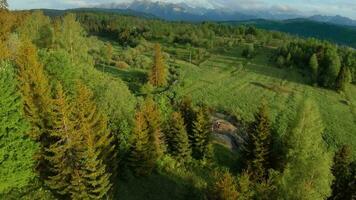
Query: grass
[
  {"left": 171, "top": 45, "right": 356, "bottom": 155},
  {"left": 101, "top": 40, "right": 356, "bottom": 156}
]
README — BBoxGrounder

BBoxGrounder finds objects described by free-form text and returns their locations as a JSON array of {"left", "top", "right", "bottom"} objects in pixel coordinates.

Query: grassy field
[
  {"left": 102, "top": 40, "right": 356, "bottom": 155},
  {"left": 98, "top": 39, "right": 356, "bottom": 199},
  {"left": 170, "top": 45, "right": 356, "bottom": 154}
]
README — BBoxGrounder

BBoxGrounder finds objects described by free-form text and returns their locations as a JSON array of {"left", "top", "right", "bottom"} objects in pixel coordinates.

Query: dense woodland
[{"left": 0, "top": 1, "right": 356, "bottom": 199}]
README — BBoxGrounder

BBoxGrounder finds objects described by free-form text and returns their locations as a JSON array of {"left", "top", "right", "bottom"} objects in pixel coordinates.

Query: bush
[{"left": 116, "top": 61, "right": 130, "bottom": 69}]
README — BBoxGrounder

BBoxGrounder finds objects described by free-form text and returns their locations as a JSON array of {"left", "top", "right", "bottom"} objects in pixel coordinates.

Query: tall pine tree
[
  {"left": 329, "top": 145, "right": 353, "bottom": 200},
  {"left": 45, "top": 83, "right": 79, "bottom": 197},
  {"left": 72, "top": 82, "right": 114, "bottom": 199},
  {"left": 127, "top": 111, "right": 155, "bottom": 176},
  {"left": 191, "top": 106, "right": 211, "bottom": 160},
  {"left": 243, "top": 102, "right": 272, "bottom": 182},
  {"left": 166, "top": 112, "right": 191, "bottom": 162},
  {"left": 149, "top": 43, "right": 167, "bottom": 87},
  {"left": 142, "top": 97, "right": 165, "bottom": 160},
  {"left": 0, "top": 61, "right": 38, "bottom": 193}
]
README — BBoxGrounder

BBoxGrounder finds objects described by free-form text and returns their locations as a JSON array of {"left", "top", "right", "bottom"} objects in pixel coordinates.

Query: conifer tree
[
  {"left": 149, "top": 43, "right": 167, "bottom": 87},
  {"left": 0, "top": 61, "right": 38, "bottom": 193},
  {"left": 142, "top": 97, "right": 165, "bottom": 160},
  {"left": 45, "top": 83, "right": 78, "bottom": 197},
  {"left": 15, "top": 39, "right": 52, "bottom": 179},
  {"left": 191, "top": 106, "right": 211, "bottom": 160},
  {"left": 166, "top": 112, "right": 191, "bottom": 162},
  {"left": 329, "top": 145, "right": 353, "bottom": 200},
  {"left": 127, "top": 111, "right": 155, "bottom": 176},
  {"left": 278, "top": 100, "right": 333, "bottom": 200},
  {"left": 208, "top": 170, "right": 239, "bottom": 200},
  {"left": 243, "top": 103, "right": 272, "bottom": 182},
  {"left": 309, "top": 53, "right": 319, "bottom": 84},
  {"left": 179, "top": 96, "right": 196, "bottom": 140},
  {"left": 335, "top": 66, "right": 350, "bottom": 92},
  {"left": 15, "top": 39, "right": 51, "bottom": 140},
  {"left": 72, "top": 82, "right": 114, "bottom": 199}
]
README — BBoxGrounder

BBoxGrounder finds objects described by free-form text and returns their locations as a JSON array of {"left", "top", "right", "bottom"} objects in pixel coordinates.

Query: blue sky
[{"left": 9, "top": 0, "right": 356, "bottom": 19}]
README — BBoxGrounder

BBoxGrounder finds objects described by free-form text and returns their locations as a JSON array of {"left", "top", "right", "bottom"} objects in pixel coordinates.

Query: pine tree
[
  {"left": 278, "top": 100, "right": 333, "bottom": 200},
  {"left": 191, "top": 106, "right": 211, "bottom": 160},
  {"left": 0, "top": 61, "right": 38, "bottom": 193},
  {"left": 335, "top": 66, "right": 350, "bottom": 92},
  {"left": 15, "top": 39, "right": 51, "bottom": 140},
  {"left": 142, "top": 97, "right": 165, "bottom": 160},
  {"left": 15, "top": 39, "right": 52, "bottom": 179},
  {"left": 309, "top": 53, "right": 319, "bottom": 84},
  {"left": 127, "top": 111, "right": 155, "bottom": 176},
  {"left": 149, "top": 43, "right": 167, "bottom": 87},
  {"left": 45, "top": 83, "right": 79, "bottom": 197},
  {"left": 178, "top": 96, "right": 196, "bottom": 140},
  {"left": 72, "top": 82, "right": 114, "bottom": 199},
  {"left": 243, "top": 103, "right": 272, "bottom": 182},
  {"left": 207, "top": 170, "right": 239, "bottom": 200},
  {"left": 166, "top": 112, "right": 191, "bottom": 162},
  {"left": 329, "top": 145, "right": 353, "bottom": 200}
]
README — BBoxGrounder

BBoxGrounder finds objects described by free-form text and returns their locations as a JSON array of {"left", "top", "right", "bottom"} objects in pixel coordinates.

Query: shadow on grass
[
  {"left": 117, "top": 172, "right": 202, "bottom": 200},
  {"left": 97, "top": 65, "right": 147, "bottom": 94}
]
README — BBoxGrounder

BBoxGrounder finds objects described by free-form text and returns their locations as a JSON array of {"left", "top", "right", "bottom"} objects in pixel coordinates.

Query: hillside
[{"left": 224, "top": 19, "right": 356, "bottom": 48}]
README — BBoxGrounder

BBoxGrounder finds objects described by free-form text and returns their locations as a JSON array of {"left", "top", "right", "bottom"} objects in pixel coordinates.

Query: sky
[{"left": 9, "top": 0, "right": 356, "bottom": 19}]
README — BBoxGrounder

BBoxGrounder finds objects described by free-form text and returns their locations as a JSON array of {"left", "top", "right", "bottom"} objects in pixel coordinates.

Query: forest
[{"left": 0, "top": 1, "right": 355, "bottom": 199}]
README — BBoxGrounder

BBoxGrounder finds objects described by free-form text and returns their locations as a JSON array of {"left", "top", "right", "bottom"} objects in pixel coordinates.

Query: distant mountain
[
  {"left": 95, "top": 0, "right": 300, "bottom": 21},
  {"left": 224, "top": 19, "right": 356, "bottom": 48},
  {"left": 308, "top": 15, "right": 356, "bottom": 27}
]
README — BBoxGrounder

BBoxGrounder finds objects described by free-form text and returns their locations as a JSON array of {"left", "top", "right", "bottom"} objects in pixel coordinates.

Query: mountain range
[{"left": 93, "top": 0, "right": 356, "bottom": 26}]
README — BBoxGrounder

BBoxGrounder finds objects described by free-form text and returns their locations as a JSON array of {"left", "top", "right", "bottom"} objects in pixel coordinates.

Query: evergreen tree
[
  {"left": 329, "top": 145, "right": 353, "bottom": 200},
  {"left": 207, "top": 170, "right": 239, "bottom": 200},
  {"left": 309, "top": 53, "right": 319, "bottom": 84},
  {"left": 278, "top": 100, "right": 333, "bottom": 200},
  {"left": 166, "top": 112, "right": 191, "bottom": 162},
  {"left": 15, "top": 39, "right": 51, "bottom": 140},
  {"left": 45, "top": 83, "right": 78, "bottom": 197},
  {"left": 72, "top": 82, "right": 114, "bottom": 199},
  {"left": 0, "top": 61, "right": 38, "bottom": 193},
  {"left": 142, "top": 97, "right": 165, "bottom": 160},
  {"left": 178, "top": 96, "right": 196, "bottom": 139},
  {"left": 15, "top": 39, "right": 52, "bottom": 178},
  {"left": 149, "top": 43, "right": 167, "bottom": 87},
  {"left": 243, "top": 103, "right": 272, "bottom": 182},
  {"left": 128, "top": 111, "right": 155, "bottom": 176},
  {"left": 335, "top": 66, "right": 350, "bottom": 92},
  {"left": 191, "top": 106, "right": 211, "bottom": 160}
]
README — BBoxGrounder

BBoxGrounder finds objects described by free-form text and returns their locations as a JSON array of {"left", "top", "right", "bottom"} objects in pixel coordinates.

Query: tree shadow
[{"left": 117, "top": 172, "right": 202, "bottom": 200}]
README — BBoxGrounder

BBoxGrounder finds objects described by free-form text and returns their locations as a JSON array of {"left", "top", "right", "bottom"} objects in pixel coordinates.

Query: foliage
[
  {"left": 149, "top": 43, "right": 167, "bottom": 87},
  {"left": 242, "top": 102, "right": 272, "bottom": 182},
  {"left": 0, "top": 61, "right": 38, "bottom": 194},
  {"left": 191, "top": 106, "right": 211, "bottom": 160},
  {"left": 278, "top": 100, "right": 333, "bottom": 200},
  {"left": 329, "top": 145, "right": 354, "bottom": 200},
  {"left": 207, "top": 169, "right": 239, "bottom": 200},
  {"left": 166, "top": 112, "right": 191, "bottom": 162}
]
